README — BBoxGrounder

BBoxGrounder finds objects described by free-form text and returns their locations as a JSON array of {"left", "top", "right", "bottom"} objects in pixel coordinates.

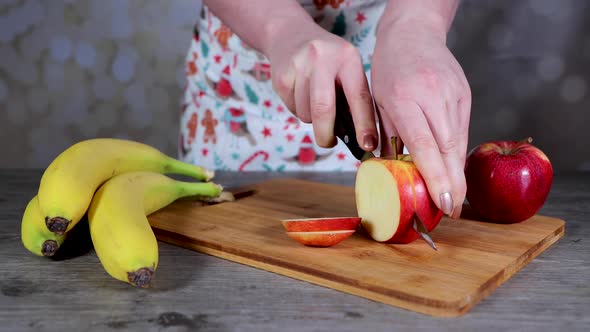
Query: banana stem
[
  {"left": 164, "top": 158, "right": 215, "bottom": 181},
  {"left": 178, "top": 182, "right": 223, "bottom": 198}
]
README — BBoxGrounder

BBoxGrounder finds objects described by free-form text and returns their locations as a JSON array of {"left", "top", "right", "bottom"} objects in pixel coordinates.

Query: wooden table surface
[{"left": 1, "top": 169, "right": 588, "bottom": 332}]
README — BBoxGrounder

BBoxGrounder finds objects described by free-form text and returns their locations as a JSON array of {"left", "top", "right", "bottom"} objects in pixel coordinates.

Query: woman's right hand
[{"left": 262, "top": 18, "right": 378, "bottom": 151}]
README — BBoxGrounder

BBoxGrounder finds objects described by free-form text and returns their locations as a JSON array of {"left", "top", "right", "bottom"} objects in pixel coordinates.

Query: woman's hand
[
  {"left": 263, "top": 18, "right": 378, "bottom": 150},
  {"left": 203, "top": 0, "right": 377, "bottom": 150},
  {"left": 371, "top": 15, "right": 472, "bottom": 218}
]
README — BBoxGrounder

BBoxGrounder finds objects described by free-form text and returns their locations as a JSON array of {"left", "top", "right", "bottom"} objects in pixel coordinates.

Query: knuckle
[
  {"left": 432, "top": 173, "right": 450, "bottom": 187},
  {"left": 448, "top": 74, "right": 464, "bottom": 93},
  {"left": 274, "top": 73, "right": 292, "bottom": 93},
  {"left": 407, "top": 134, "right": 437, "bottom": 151},
  {"left": 310, "top": 99, "right": 333, "bottom": 119},
  {"left": 308, "top": 40, "right": 325, "bottom": 59},
  {"left": 298, "top": 112, "right": 312, "bottom": 123},
  {"left": 439, "top": 138, "right": 459, "bottom": 155},
  {"left": 341, "top": 41, "right": 358, "bottom": 57},
  {"left": 422, "top": 168, "right": 450, "bottom": 190},
  {"left": 389, "top": 82, "right": 412, "bottom": 100},
  {"left": 356, "top": 88, "right": 374, "bottom": 107}
]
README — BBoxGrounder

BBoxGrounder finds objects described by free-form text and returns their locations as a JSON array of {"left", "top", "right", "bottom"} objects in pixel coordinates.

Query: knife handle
[{"left": 333, "top": 84, "right": 367, "bottom": 161}]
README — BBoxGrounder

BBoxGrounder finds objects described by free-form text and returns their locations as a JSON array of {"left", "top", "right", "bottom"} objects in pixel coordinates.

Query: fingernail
[
  {"left": 363, "top": 134, "right": 376, "bottom": 150},
  {"left": 440, "top": 192, "right": 454, "bottom": 216}
]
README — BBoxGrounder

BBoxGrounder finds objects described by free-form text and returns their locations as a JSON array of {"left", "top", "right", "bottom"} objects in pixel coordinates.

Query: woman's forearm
[
  {"left": 202, "top": 0, "right": 315, "bottom": 55},
  {"left": 377, "top": 0, "right": 461, "bottom": 39}
]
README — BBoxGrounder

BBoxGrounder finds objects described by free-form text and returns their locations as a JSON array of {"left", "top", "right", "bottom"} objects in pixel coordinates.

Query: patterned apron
[{"left": 179, "top": 0, "right": 386, "bottom": 172}]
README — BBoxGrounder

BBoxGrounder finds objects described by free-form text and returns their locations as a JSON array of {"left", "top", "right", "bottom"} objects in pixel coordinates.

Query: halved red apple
[
  {"left": 281, "top": 217, "right": 361, "bottom": 247},
  {"left": 355, "top": 151, "right": 443, "bottom": 244}
]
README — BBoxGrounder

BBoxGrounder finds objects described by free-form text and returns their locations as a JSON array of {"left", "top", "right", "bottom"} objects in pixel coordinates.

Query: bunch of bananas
[{"left": 20, "top": 138, "right": 227, "bottom": 288}]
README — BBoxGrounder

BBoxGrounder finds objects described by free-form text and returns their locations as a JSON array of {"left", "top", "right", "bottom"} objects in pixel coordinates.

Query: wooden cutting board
[{"left": 147, "top": 178, "right": 565, "bottom": 317}]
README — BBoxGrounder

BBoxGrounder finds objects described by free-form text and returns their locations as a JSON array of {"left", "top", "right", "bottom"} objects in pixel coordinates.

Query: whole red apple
[
  {"left": 464, "top": 137, "right": 553, "bottom": 223},
  {"left": 355, "top": 150, "right": 443, "bottom": 244}
]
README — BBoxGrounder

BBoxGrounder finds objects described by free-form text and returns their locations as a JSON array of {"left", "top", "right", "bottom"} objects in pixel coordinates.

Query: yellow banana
[
  {"left": 88, "top": 171, "right": 223, "bottom": 288},
  {"left": 38, "top": 138, "right": 214, "bottom": 235},
  {"left": 21, "top": 196, "right": 66, "bottom": 257}
]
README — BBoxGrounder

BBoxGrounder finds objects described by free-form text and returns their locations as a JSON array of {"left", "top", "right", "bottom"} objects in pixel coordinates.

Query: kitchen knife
[
  {"left": 333, "top": 84, "right": 375, "bottom": 161},
  {"left": 412, "top": 212, "right": 438, "bottom": 251}
]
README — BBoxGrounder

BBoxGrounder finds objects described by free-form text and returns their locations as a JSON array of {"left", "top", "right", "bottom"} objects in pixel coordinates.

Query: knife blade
[
  {"left": 333, "top": 84, "right": 375, "bottom": 161},
  {"left": 412, "top": 212, "right": 438, "bottom": 251}
]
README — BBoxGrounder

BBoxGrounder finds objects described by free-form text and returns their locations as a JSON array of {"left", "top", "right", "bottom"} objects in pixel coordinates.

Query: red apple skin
[
  {"left": 281, "top": 217, "right": 361, "bottom": 233},
  {"left": 360, "top": 158, "right": 443, "bottom": 244},
  {"left": 464, "top": 139, "right": 553, "bottom": 224},
  {"left": 286, "top": 230, "right": 355, "bottom": 247}
]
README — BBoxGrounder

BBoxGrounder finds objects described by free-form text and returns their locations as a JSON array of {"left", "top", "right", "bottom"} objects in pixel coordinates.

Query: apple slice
[
  {"left": 355, "top": 156, "right": 443, "bottom": 244},
  {"left": 281, "top": 217, "right": 361, "bottom": 247},
  {"left": 286, "top": 230, "right": 356, "bottom": 247},
  {"left": 281, "top": 217, "right": 361, "bottom": 233}
]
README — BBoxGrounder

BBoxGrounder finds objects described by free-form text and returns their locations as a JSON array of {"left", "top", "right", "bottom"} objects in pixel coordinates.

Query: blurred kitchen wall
[
  {"left": 0, "top": 0, "right": 589, "bottom": 171},
  {"left": 0, "top": 0, "right": 201, "bottom": 168}
]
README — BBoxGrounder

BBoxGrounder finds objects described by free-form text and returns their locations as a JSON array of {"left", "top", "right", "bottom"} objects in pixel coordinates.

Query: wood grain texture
[
  {"left": 147, "top": 178, "right": 565, "bottom": 317},
  {"left": 1, "top": 169, "right": 588, "bottom": 331}
]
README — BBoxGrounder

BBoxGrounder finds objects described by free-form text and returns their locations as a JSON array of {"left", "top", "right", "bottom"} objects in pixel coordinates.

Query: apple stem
[
  {"left": 509, "top": 137, "right": 533, "bottom": 154},
  {"left": 391, "top": 136, "right": 398, "bottom": 160}
]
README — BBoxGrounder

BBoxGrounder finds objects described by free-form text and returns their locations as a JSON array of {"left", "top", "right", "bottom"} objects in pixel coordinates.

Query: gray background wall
[{"left": 0, "top": 0, "right": 589, "bottom": 172}]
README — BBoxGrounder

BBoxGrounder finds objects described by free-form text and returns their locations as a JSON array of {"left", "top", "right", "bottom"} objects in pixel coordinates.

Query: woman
[{"left": 179, "top": 0, "right": 471, "bottom": 219}]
